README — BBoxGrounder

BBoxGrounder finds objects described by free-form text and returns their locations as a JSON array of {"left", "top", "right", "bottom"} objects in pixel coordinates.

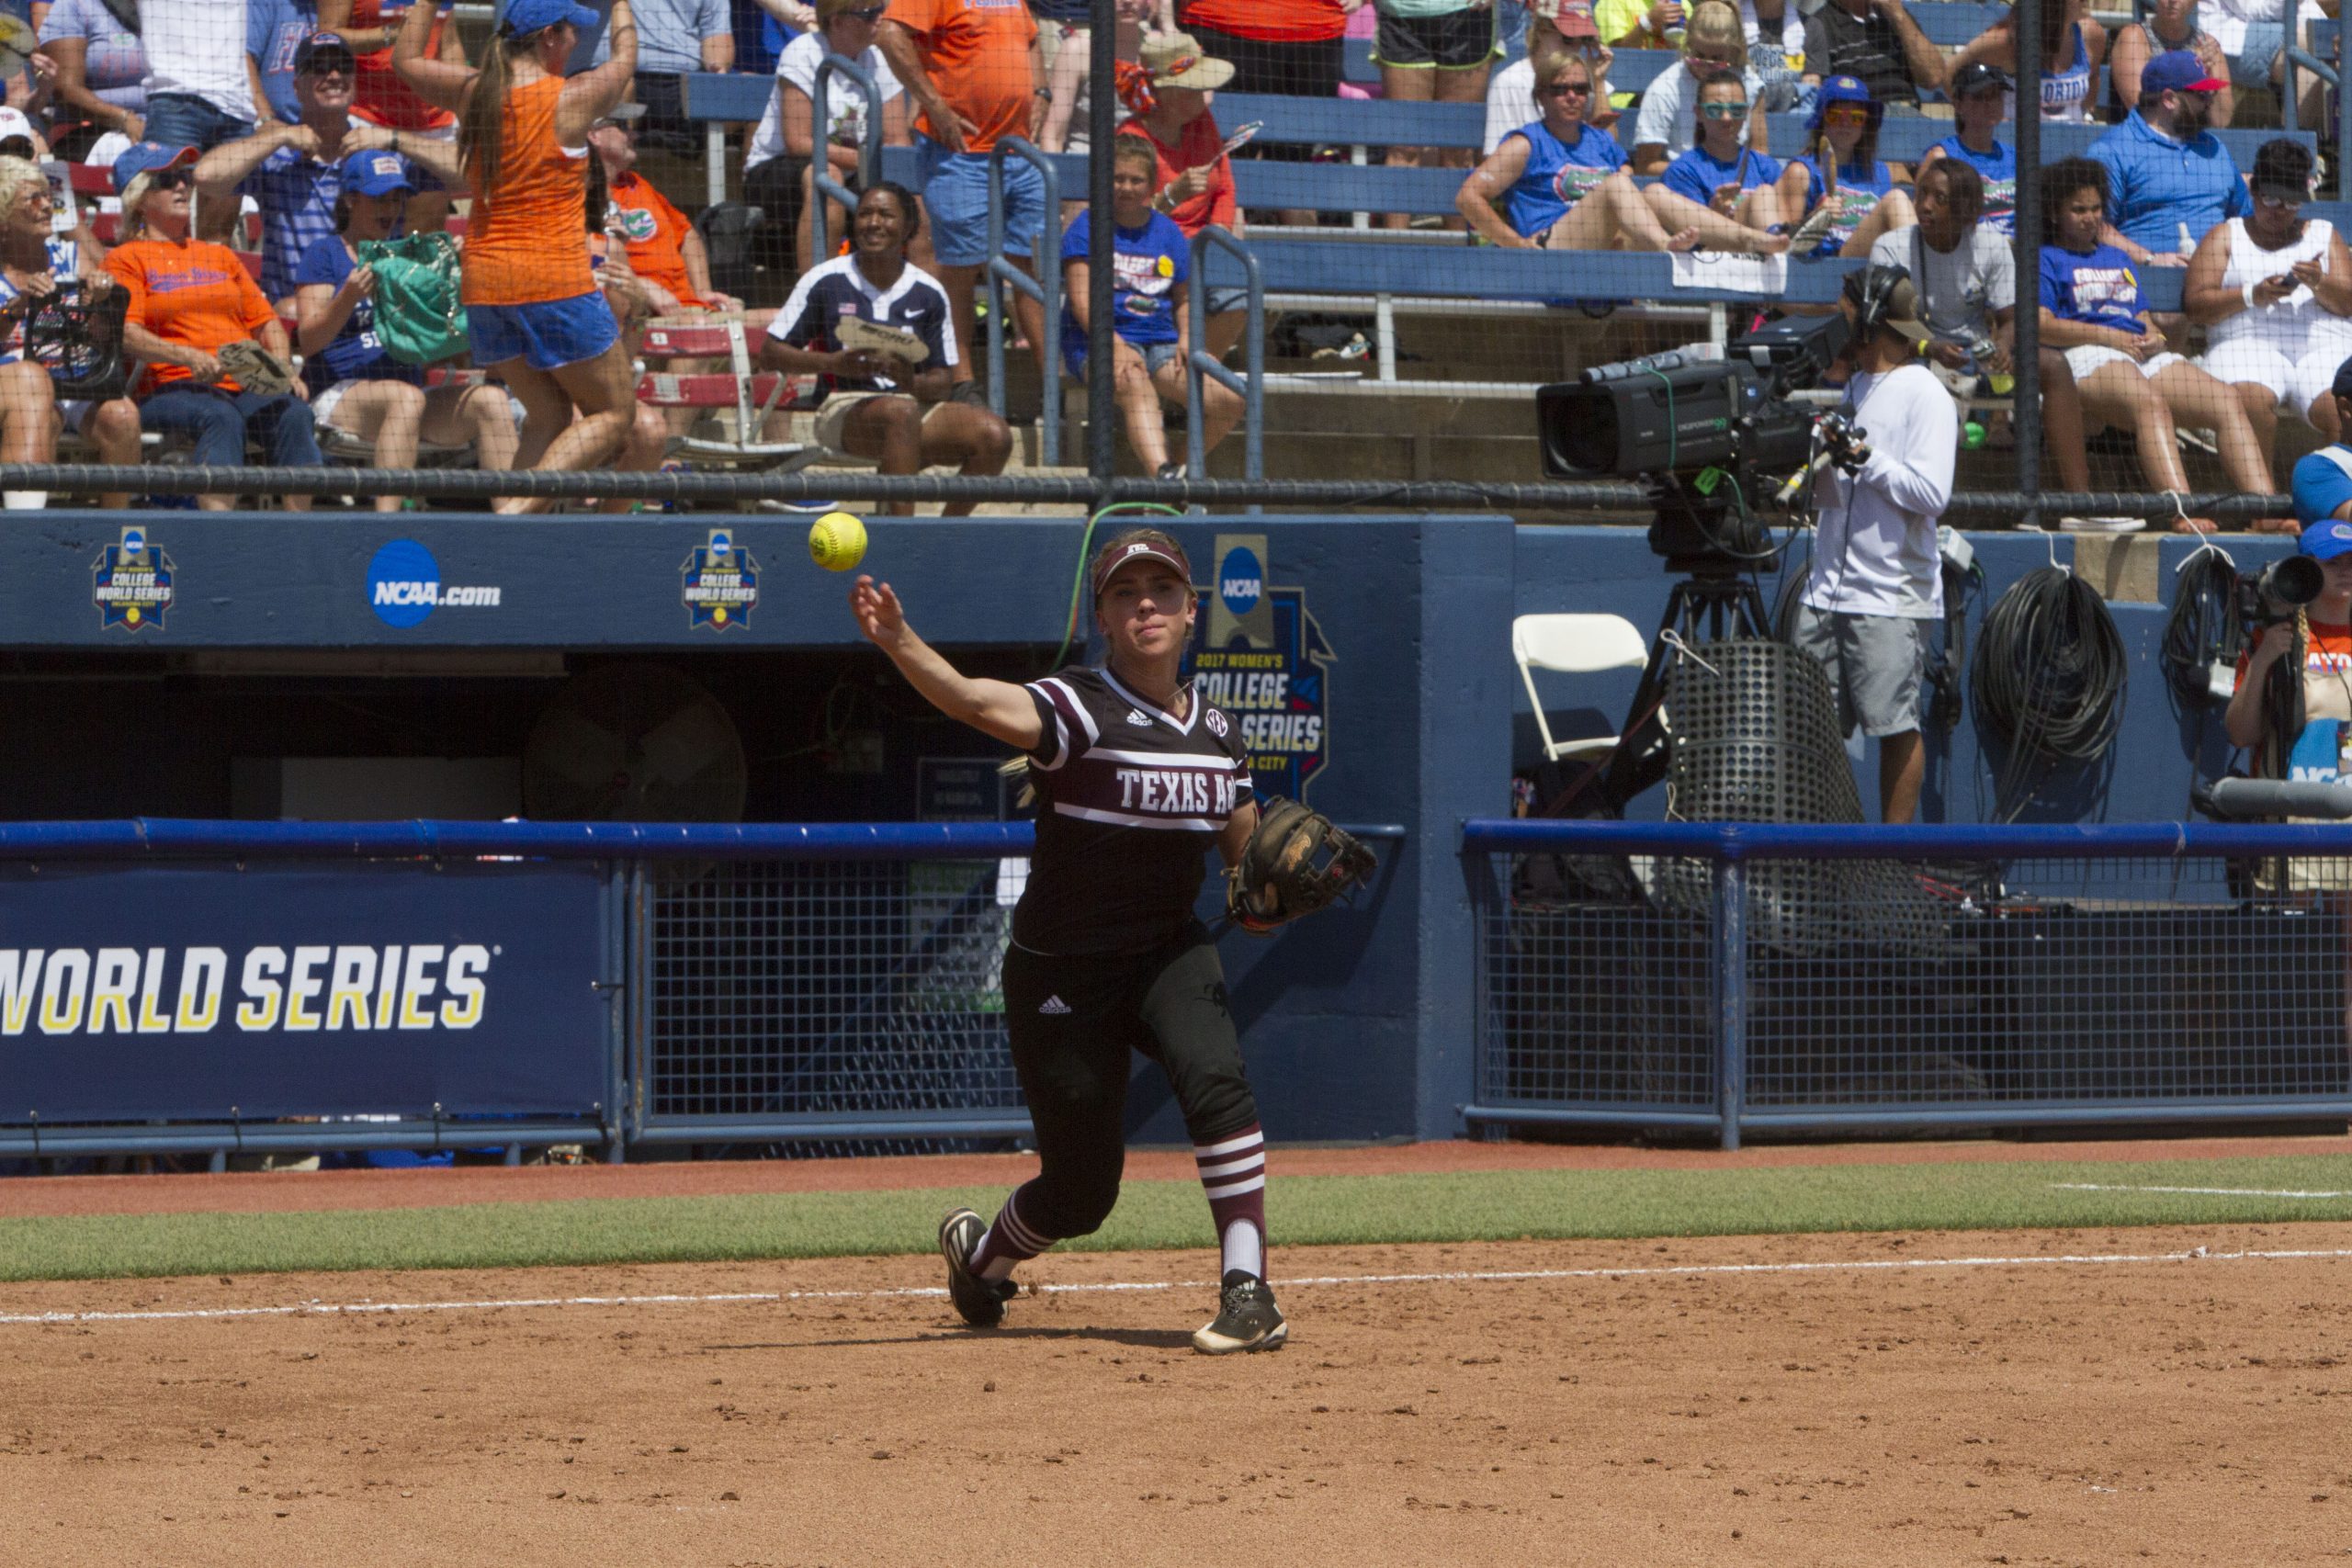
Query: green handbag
[{"left": 356, "top": 231, "right": 469, "bottom": 367}]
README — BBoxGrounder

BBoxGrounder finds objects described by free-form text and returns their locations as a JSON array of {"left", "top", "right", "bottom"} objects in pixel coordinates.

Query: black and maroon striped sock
[
  {"left": 1195, "top": 1124, "right": 1268, "bottom": 1280},
  {"left": 969, "top": 1182, "right": 1052, "bottom": 1281}
]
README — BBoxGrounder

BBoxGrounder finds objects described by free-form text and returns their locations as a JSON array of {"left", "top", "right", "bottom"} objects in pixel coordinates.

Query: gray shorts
[{"left": 1791, "top": 604, "right": 1927, "bottom": 738}]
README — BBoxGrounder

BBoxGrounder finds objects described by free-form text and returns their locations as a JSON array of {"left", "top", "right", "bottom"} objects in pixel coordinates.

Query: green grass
[{"left": 7, "top": 1155, "right": 2352, "bottom": 1283}]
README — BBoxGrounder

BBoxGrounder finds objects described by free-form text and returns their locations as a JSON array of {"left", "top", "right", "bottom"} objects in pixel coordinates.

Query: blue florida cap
[
  {"left": 340, "top": 148, "right": 415, "bottom": 197},
  {"left": 500, "top": 0, "right": 598, "bottom": 37},
  {"left": 1808, "top": 73, "right": 1883, "bottom": 130},
  {"left": 110, "top": 141, "right": 198, "bottom": 194},
  {"left": 2303, "top": 519, "right": 2352, "bottom": 563}
]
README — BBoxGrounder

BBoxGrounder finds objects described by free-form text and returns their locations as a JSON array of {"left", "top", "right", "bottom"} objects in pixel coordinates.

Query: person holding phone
[
  {"left": 2185, "top": 138, "right": 2352, "bottom": 449},
  {"left": 2040, "top": 155, "right": 2281, "bottom": 532}
]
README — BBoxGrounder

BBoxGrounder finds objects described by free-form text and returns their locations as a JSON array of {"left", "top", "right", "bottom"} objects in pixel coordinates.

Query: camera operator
[
  {"left": 2222, "top": 525, "right": 2352, "bottom": 778},
  {"left": 2224, "top": 369, "right": 2352, "bottom": 772},
  {"left": 1792, "top": 265, "right": 1957, "bottom": 824}
]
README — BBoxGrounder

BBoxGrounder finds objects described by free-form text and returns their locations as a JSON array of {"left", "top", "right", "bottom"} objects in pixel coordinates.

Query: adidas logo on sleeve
[{"left": 1038, "top": 995, "right": 1073, "bottom": 1015}]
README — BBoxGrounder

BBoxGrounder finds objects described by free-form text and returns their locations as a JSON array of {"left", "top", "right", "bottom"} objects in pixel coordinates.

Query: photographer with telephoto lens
[{"left": 2224, "top": 368, "right": 2352, "bottom": 779}]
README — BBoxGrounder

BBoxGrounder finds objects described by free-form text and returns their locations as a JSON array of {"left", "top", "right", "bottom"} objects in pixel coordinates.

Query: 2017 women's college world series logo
[{"left": 1185, "top": 534, "right": 1335, "bottom": 801}]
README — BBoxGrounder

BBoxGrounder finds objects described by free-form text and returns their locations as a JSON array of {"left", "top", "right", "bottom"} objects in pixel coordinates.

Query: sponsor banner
[
  {"left": 92, "top": 526, "right": 175, "bottom": 633},
  {"left": 367, "top": 538, "right": 503, "bottom": 628},
  {"left": 1188, "top": 533, "right": 1336, "bottom": 803},
  {"left": 681, "top": 527, "right": 760, "bottom": 631},
  {"left": 0, "top": 863, "right": 607, "bottom": 1123}
]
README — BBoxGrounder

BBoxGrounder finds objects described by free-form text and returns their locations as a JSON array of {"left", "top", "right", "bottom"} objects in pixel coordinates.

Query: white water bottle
[{"left": 2177, "top": 220, "right": 2195, "bottom": 259}]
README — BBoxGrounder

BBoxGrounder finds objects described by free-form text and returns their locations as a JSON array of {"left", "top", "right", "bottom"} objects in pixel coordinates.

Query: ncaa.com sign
[{"left": 368, "top": 539, "right": 503, "bottom": 628}]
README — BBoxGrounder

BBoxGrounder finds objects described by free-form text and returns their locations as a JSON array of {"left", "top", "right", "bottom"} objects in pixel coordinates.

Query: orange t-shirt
[
  {"left": 1179, "top": 0, "right": 1347, "bottom": 44},
  {"left": 463, "top": 75, "right": 596, "bottom": 307},
  {"left": 349, "top": 0, "right": 460, "bottom": 132},
  {"left": 883, "top": 0, "right": 1037, "bottom": 153},
  {"left": 105, "top": 237, "right": 280, "bottom": 395},
  {"left": 605, "top": 172, "right": 707, "bottom": 309},
  {"left": 1116, "top": 117, "right": 1236, "bottom": 236}
]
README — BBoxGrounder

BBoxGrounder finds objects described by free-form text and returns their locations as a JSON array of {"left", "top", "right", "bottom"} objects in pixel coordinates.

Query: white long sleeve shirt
[{"left": 1804, "top": 359, "right": 1958, "bottom": 620}]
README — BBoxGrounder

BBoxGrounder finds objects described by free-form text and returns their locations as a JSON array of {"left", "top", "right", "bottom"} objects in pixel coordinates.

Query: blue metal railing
[
  {"left": 1464, "top": 818, "right": 2352, "bottom": 1149},
  {"left": 807, "top": 51, "right": 884, "bottom": 265},
  {"left": 1185, "top": 226, "right": 1263, "bottom": 487},
  {"left": 985, "top": 138, "right": 1061, "bottom": 466}
]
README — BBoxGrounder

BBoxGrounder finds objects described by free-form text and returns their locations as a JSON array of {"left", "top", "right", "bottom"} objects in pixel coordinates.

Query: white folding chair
[{"left": 1511, "top": 613, "right": 1651, "bottom": 765}]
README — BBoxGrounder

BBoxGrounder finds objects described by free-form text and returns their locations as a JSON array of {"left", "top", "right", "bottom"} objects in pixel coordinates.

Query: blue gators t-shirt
[
  {"left": 1792, "top": 154, "right": 1894, "bottom": 257},
  {"left": 1059, "top": 208, "right": 1190, "bottom": 354},
  {"left": 292, "top": 234, "right": 425, "bottom": 394},
  {"left": 1660, "top": 142, "right": 1783, "bottom": 209},
  {"left": 1929, "top": 135, "right": 2016, "bottom": 234},
  {"left": 2295, "top": 453, "right": 2352, "bottom": 530},
  {"left": 1500, "top": 118, "right": 1629, "bottom": 238},
  {"left": 2039, "top": 243, "right": 2148, "bottom": 334}
]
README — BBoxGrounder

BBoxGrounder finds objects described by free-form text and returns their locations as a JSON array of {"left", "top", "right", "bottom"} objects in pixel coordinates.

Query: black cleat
[
  {"left": 938, "top": 1207, "right": 1015, "bottom": 1328},
  {"left": 1192, "top": 1269, "right": 1287, "bottom": 1355}
]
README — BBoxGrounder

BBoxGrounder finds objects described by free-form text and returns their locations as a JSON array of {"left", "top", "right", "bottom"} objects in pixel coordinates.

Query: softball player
[{"left": 848, "top": 526, "right": 1284, "bottom": 1354}]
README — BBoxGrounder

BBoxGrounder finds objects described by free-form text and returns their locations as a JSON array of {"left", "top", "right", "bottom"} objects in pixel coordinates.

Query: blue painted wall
[{"left": 0, "top": 511, "right": 2286, "bottom": 1142}]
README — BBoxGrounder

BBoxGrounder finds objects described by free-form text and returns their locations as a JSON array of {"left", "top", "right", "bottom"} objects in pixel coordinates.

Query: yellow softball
[{"left": 809, "top": 511, "right": 867, "bottom": 572}]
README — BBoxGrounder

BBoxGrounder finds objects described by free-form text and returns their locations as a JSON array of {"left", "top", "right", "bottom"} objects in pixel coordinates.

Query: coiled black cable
[
  {"left": 2161, "top": 547, "right": 2245, "bottom": 706},
  {"left": 1970, "top": 565, "right": 2128, "bottom": 819}
]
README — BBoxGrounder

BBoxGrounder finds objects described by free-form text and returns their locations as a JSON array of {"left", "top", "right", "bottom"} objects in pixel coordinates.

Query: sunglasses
[
  {"left": 1539, "top": 81, "right": 1593, "bottom": 96},
  {"left": 1700, "top": 101, "right": 1748, "bottom": 118},
  {"left": 145, "top": 167, "right": 195, "bottom": 192},
  {"left": 1822, "top": 104, "right": 1870, "bottom": 125},
  {"left": 2254, "top": 186, "right": 2308, "bottom": 206},
  {"left": 842, "top": 5, "right": 886, "bottom": 17}
]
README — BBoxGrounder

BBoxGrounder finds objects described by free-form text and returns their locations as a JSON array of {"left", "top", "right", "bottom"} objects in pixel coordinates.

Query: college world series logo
[
  {"left": 682, "top": 528, "right": 760, "bottom": 630},
  {"left": 92, "top": 526, "right": 175, "bottom": 632},
  {"left": 1186, "top": 533, "right": 1335, "bottom": 802}
]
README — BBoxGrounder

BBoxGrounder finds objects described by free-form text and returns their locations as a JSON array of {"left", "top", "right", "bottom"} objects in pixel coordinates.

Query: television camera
[{"left": 1535, "top": 310, "right": 1861, "bottom": 572}]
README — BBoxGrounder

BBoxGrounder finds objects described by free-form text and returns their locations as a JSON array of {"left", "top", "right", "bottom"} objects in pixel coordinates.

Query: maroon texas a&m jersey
[{"left": 1015, "top": 664, "right": 1255, "bottom": 955}]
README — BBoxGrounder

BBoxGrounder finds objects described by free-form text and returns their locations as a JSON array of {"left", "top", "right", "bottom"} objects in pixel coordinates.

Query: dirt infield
[
  {"left": 6, "top": 1222, "right": 2352, "bottom": 1566},
  {"left": 13, "top": 1130, "right": 2352, "bottom": 1217}
]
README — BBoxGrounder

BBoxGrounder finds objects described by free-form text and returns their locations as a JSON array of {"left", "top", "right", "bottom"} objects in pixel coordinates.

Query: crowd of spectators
[{"left": 0, "top": 0, "right": 2335, "bottom": 509}]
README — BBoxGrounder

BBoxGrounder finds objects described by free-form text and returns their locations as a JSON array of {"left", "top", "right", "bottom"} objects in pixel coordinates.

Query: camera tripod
[{"left": 1589, "top": 481, "right": 1782, "bottom": 813}]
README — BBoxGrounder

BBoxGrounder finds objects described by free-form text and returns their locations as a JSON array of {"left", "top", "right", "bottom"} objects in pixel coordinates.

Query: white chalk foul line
[
  {"left": 5, "top": 1244, "right": 2352, "bottom": 1328},
  {"left": 2052, "top": 1183, "right": 2352, "bottom": 1200}
]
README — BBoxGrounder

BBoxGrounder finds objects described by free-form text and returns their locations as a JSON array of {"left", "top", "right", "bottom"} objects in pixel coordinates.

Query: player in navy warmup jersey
[
  {"left": 848, "top": 526, "right": 1289, "bottom": 1355},
  {"left": 762, "top": 182, "right": 1010, "bottom": 514}
]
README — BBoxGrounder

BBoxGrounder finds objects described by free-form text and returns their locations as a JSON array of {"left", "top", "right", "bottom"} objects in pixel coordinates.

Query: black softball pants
[{"left": 998, "top": 919, "right": 1260, "bottom": 1243}]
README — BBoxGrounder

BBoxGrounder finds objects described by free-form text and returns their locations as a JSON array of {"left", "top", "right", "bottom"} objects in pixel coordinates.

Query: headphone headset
[{"left": 1844, "top": 263, "right": 1913, "bottom": 341}]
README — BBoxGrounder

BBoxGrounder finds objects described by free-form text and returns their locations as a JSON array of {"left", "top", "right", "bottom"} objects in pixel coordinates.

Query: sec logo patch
[{"left": 1205, "top": 708, "right": 1228, "bottom": 737}]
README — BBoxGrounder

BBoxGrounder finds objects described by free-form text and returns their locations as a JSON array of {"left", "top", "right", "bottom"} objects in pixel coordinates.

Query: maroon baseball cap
[{"left": 1091, "top": 537, "right": 1193, "bottom": 599}]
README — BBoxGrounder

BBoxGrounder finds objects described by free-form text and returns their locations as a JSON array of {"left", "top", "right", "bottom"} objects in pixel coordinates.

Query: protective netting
[{"left": 0, "top": 0, "right": 2332, "bottom": 512}]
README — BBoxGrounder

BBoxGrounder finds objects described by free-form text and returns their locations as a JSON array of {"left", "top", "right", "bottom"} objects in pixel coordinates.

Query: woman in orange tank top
[{"left": 395, "top": 0, "right": 658, "bottom": 513}]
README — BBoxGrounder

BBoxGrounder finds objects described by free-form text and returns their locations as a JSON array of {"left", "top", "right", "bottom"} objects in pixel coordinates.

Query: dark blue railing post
[
  {"left": 986, "top": 138, "right": 1061, "bottom": 465},
  {"left": 1186, "top": 226, "right": 1262, "bottom": 488},
  {"left": 808, "top": 52, "right": 883, "bottom": 264},
  {"left": 1713, "top": 859, "right": 1747, "bottom": 1151}
]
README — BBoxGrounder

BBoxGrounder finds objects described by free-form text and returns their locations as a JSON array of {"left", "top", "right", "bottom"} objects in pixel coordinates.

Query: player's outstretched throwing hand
[{"left": 850, "top": 575, "right": 906, "bottom": 649}]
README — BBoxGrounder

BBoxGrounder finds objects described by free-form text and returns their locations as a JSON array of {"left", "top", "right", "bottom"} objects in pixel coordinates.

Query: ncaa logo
[
  {"left": 368, "top": 538, "right": 441, "bottom": 627},
  {"left": 1217, "top": 546, "right": 1262, "bottom": 617}
]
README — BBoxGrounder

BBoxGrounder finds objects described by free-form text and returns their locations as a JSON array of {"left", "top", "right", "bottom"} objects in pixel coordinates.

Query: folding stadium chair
[
  {"left": 638, "top": 314, "right": 823, "bottom": 473},
  {"left": 1513, "top": 613, "right": 1652, "bottom": 764}
]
